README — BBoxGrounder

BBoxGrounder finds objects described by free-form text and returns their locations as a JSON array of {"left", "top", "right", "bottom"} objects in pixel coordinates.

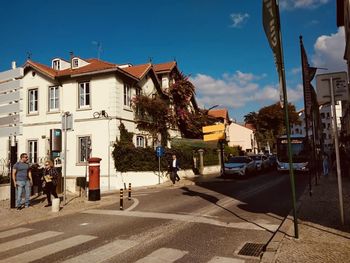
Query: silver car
[{"left": 223, "top": 156, "right": 256, "bottom": 177}]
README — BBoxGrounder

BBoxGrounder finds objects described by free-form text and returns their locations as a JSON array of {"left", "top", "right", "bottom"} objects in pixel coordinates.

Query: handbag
[{"left": 43, "top": 175, "right": 52, "bottom": 183}]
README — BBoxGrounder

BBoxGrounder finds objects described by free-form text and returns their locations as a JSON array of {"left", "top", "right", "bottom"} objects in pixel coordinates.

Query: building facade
[{"left": 0, "top": 57, "right": 186, "bottom": 192}]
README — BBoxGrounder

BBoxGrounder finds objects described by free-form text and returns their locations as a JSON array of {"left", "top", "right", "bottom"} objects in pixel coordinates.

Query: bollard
[
  {"left": 120, "top": 188, "right": 123, "bottom": 210},
  {"left": 128, "top": 183, "right": 131, "bottom": 200},
  {"left": 51, "top": 198, "right": 60, "bottom": 212}
]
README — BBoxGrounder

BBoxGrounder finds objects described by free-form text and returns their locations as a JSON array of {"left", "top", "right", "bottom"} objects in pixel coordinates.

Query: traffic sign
[
  {"left": 203, "top": 132, "right": 225, "bottom": 141},
  {"left": 202, "top": 124, "right": 225, "bottom": 133},
  {"left": 316, "top": 72, "right": 348, "bottom": 104},
  {"left": 156, "top": 146, "right": 164, "bottom": 157},
  {"left": 202, "top": 124, "right": 226, "bottom": 142}
]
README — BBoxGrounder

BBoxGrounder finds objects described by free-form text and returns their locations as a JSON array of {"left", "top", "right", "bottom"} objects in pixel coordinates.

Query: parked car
[
  {"left": 249, "top": 154, "right": 269, "bottom": 172},
  {"left": 222, "top": 156, "right": 256, "bottom": 177}
]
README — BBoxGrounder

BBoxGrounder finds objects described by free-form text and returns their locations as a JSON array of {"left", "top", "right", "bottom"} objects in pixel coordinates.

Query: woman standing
[{"left": 42, "top": 160, "right": 59, "bottom": 207}]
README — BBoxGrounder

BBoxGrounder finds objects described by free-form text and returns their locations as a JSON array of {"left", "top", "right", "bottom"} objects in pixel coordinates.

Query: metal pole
[
  {"left": 108, "top": 118, "right": 111, "bottom": 191},
  {"left": 63, "top": 113, "right": 68, "bottom": 205},
  {"left": 10, "top": 136, "right": 17, "bottom": 208},
  {"left": 330, "top": 77, "right": 344, "bottom": 225},
  {"left": 158, "top": 156, "right": 161, "bottom": 184},
  {"left": 85, "top": 137, "right": 88, "bottom": 198},
  {"left": 280, "top": 33, "right": 298, "bottom": 238}
]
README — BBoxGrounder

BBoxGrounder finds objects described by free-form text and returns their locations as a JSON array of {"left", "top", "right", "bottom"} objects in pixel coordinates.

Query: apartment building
[{"left": 291, "top": 102, "right": 343, "bottom": 153}]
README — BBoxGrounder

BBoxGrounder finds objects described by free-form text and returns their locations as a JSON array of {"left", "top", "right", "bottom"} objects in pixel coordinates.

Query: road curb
[{"left": 260, "top": 186, "right": 309, "bottom": 263}]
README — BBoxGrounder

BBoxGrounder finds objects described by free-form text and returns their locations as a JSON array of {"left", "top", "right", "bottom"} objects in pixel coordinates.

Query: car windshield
[{"left": 227, "top": 157, "right": 249, "bottom": 163}]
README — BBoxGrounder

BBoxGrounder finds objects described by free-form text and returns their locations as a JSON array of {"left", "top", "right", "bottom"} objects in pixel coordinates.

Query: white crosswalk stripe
[
  {"left": 63, "top": 239, "right": 138, "bottom": 263},
  {"left": 0, "top": 231, "right": 63, "bottom": 253},
  {"left": 207, "top": 256, "right": 245, "bottom": 263},
  {"left": 0, "top": 227, "right": 32, "bottom": 239},
  {"left": 0, "top": 228, "right": 247, "bottom": 263},
  {"left": 0, "top": 235, "right": 97, "bottom": 263},
  {"left": 135, "top": 248, "right": 188, "bottom": 263}
]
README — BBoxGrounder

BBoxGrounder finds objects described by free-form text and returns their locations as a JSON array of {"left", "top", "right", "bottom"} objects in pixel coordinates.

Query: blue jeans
[{"left": 16, "top": 180, "right": 31, "bottom": 207}]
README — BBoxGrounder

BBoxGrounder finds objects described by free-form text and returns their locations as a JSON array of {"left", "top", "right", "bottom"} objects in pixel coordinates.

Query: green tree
[{"left": 244, "top": 103, "right": 300, "bottom": 151}]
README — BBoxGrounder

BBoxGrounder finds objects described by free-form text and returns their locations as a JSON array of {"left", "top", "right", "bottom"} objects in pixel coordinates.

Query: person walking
[
  {"left": 170, "top": 154, "right": 180, "bottom": 184},
  {"left": 42, "top": 160, "right": 59, "bottom": 207},
  {"left": 12, "top": 153, "right": 33, "bottom": 210},
  {"left": 322, "top": 153, "right": 330, "bottom": 177}
]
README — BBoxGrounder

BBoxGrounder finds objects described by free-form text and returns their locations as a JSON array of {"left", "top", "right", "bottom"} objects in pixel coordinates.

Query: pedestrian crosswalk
[{"left": 0, "top": 227, "right": 248, "bottom": 263}]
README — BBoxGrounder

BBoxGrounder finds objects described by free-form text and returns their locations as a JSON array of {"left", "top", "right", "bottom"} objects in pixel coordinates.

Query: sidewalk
[
  {"left": 0, "top": 177, "right": 196, "bottom": 231},
  {"left": 262, "top": 173, "right": 350, "bottom": 263}
]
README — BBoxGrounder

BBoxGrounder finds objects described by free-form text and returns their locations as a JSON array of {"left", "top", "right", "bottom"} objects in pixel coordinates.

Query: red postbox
[{"left": 88, "top": 157, "right": 102, "bottom": 201}]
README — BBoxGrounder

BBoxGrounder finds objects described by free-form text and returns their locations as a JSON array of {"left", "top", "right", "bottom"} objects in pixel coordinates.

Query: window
[
  {"left": 78, "top": 82, "right": 90, "bottom": 108},
  {"left": 124, "top": 84, "right": 131, "bottom": 107},
  {"left": 326, "top": 112, "right": 330, "bottom": 118},
  {"left": 136, "top": 136, "right": 145, "bottom": 148},
  {"left": 53, "top": 60, "right": 60, "bottom": 70},
  {"left": 48, "top": 86, "right": 59, "bottom": 111},
  {"left": 78, "top": 136, "right": 91, "bottom": 163},
  {"left": 72, "top": 59, "right": 79, "bottom": 68},
  {"left": 320, "top": 113, "right": 325, "bottom": 119},
  {"left": 28, "top": 140, "right": 38, "bottom": 163},
  {"left": 28, "top": 89, "right": 38, "bottom": 113}
]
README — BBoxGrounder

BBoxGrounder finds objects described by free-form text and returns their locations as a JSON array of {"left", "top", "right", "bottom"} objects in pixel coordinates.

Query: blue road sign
[{"left": 156, "top": 146, "right": 164, "bottom": 157}]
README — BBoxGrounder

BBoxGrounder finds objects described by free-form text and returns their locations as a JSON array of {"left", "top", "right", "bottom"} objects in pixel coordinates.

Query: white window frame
[
  {"left": 52, "top": 60, "right": 60, "bottom": 70},
  {"left": 48, "top": 86, "right": 60, "bottom": 112},
  {"left": 124, "top": 84, "right": 131, "bottom": 107},
  {"left": 78, "top": 82, "right": 90, "bottom": 109},
  {"left": 28, "top": 88, "right": 38, "bottom": 114},
  {"left": 72, "top": 58, "right": 79, "bottom": 68},
  {"left": 28, "top": 140, "right": 38, "bottom": 164},
  {"left": 136, "top": 135, "right": 145, "bottom": 148},
  {"left": 78, "top": 136, "right": 91, "bottom": 164}
]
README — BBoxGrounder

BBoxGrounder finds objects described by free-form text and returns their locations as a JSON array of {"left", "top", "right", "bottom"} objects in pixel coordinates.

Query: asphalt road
[{"left": 0, "top": 171, "right": 308, "bottom": 263}]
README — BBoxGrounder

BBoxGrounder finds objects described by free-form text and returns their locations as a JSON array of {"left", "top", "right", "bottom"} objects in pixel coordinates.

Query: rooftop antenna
[
  {"left": 148, "top": 57, "right": 153, "bottom": 63},
  {"left": 92, "top": 41, "right": 103, "bottom": 60},
  {"left": 26, "top": 51, "right": 32, "bottom": 60}
]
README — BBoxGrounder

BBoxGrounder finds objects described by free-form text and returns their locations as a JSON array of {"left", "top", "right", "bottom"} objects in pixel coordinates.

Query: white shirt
[{"left": 172, "top": 159, "right": 176, "bottom": 167}]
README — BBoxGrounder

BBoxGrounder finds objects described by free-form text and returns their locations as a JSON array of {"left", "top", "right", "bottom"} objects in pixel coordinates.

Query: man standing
[
  {"left": 12, "top": 153, "right": 33, "bottom": 209},
  {"left": 171, "top": 154, "right": 180, "bottom": 184}
]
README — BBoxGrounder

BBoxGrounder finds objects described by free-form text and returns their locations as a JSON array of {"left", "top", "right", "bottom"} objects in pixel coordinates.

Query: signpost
[
  {"left": 62, "top": 112, "right": 73, "bottom": 204},
  {"left": 316, "top": 72, "right": 349, "bottom": 225},
  {"left": 156, "top": 146, "right": 164, "bottom": 184},
  {"left": 0, "top": 64, "right": 23, "bottom": 208},
  {"left": 202, "top": 124, "right": 226, "bottom": 175}
]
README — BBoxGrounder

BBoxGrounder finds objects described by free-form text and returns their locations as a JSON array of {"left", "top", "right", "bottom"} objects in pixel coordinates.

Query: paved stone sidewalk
[{"left": 262, "top": 174, "right": 350, "bottom": 263}]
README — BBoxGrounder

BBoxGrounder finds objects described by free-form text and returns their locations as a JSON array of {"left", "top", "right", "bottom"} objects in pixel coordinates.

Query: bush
[{"left": 0, "top": 175, "right": 10, "bottom": 184}]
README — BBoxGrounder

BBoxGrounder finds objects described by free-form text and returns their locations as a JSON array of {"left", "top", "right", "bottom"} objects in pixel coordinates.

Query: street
[{"left": 0, "top": 171, "right": 308, "bottom": 263}]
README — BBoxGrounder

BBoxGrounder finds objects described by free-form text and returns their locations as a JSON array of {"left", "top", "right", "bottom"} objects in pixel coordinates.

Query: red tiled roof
[
  {"left": 25, "top": 59, "right": 119, "bottom": 78},
  {"left": 244, "top": 123, "right": 256, "bottom": 130},
  {"left": 208, "top": 109, "right": 229, "bottom": 120},
  {"left": 121, "top": 63, "right": 152, "bottom": 79},
  {"left": 153, "top": 61, "right": 177, "bottom": 73}
]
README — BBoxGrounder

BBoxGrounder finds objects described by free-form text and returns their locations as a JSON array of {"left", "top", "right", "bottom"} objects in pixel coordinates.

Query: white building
[
  {"left": 208, "top": 109, "right": 256, "bottom": 152},
  {"left": 291, "top": 102, "right": 343, "bottom": 153},
  {"left": 0, "top": 57, "right": 186, "bottom": 192}
]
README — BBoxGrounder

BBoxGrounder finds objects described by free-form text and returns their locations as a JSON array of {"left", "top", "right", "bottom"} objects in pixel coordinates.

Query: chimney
[
  {"left": 69, "top": 51, "right": 74, "bottom": 69},
  {"left": 11, "top": 61, "right": 16, "bottom": 69}
]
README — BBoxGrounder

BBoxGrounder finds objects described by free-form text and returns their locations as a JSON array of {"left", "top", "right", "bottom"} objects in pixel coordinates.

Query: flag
[
  {"left": 300, "top": 36, "right": 317, "bottom": 132},
  {"left": 262, "top": 0, "right": 284, "bottom": 107}
]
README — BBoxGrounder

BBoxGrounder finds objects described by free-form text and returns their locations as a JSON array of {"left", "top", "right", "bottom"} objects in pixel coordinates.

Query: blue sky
[{"left": 0, "top": 0, "right": 346, "bottom": 122}]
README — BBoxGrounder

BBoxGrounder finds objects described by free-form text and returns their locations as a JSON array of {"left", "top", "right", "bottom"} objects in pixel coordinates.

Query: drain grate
[{"left": 238, "top": 242, "right": 265, "bottom": 257}]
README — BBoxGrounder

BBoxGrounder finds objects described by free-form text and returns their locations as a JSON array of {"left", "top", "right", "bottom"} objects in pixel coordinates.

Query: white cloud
[
  {"left": 230, "top": 13, "right": 249, "bottom": 28},
  {"left": 280, "top": 0, "right": 329, "bottom": 10},
  {"left": 190, "top": 72, "right": 302, "bottom": 112},
  {"left": 312, "top": 28, "right": 347, "bottom": 72}
]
